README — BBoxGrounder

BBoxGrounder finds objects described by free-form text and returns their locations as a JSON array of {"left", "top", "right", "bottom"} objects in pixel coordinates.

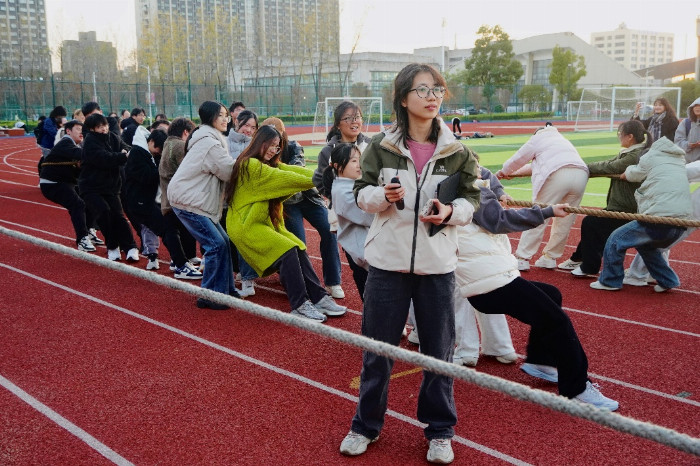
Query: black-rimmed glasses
[
  {"left": 410, "top": 86, "right": 446, "bottom": 99},
  {"left": 341, "top": 115, "right": 363, "bottom": 124}
]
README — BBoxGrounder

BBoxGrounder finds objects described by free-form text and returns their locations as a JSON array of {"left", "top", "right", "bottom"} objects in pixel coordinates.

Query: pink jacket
[{"left": 501, "top": 126, "right": 587, "bottom": 198}]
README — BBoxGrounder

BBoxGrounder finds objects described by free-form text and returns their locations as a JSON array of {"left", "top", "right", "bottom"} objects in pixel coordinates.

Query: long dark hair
[
  {"left": 234, "top": 110, "right": 258, "bottom": 132},
  {"left": 225, "top": 125, "right": 285, "bottom": 228},
  {"left": 326, "top": 101, "right": 362, "bottom": 142},
  {"left": 653, "top": 97, "right": 677, "bottom": 121},
  {"left": 391, "top": 63, "right": 447, "bottom": 148},
  {"left": 321, "top": 143, "right": 358, "bottom": 199},
  {"left": 618, "top": 120, "right": 652, "bottom": 150}
]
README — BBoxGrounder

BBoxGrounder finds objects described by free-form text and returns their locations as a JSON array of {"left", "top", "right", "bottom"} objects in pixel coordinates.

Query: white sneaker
[
  {"left": 654, "top": 285, "right": 669, "bottom": 293},
  {"left": 291, "top": 300, "right": 327, "bottom": 323},
  {"left": 407, "top": 328, "right": 420, "bottom": 345},
  {"left": 517, "top": 258, "right": 530, "bottom": 271},
  {"left": 558, "top": 258, "right": 582, "bottom": 270},
  {"left": 401, "top": 326, "right": 408, "bottom": 338},
  {"left": 622, "top": 275, "right": 648, "bottom": 287},
  {"left": 571, "top": 266, "right": 597, "bottom": 278},
  {"left": 534, "top": 255, "right": 556, "bottom": 269},
  {"left": 125, "top": 248, "right": 140, "bottom": 262},
  {"left": 239, "top": 280, "right": 256, "bottom": 297},
  {"left": 590, "top": 281, "right": 621, "bottom": 291},
  {"left": 189, "top": 256, "right": 202, "bottom": 266},
  {"left": 339, "top": 431, "right": 377, "bottom": 456},
  {"left": 107, "top": 248, "right": 121, "bottom": 261},
  {"left": 453, "top": 354, "right": 478, "bottom": 367},
  {"left": 520, "top": 362, "right": 558, "bottom": 383},
  {"left": 326, "top": 284, "right": 345, "bottom": 299},
  {"left": 146, "top": 259, "right": 160, "bottom": 270},
  {"left": 174, "top": 262, "right": 203, "bottom": 280},
  {"left": 77, "top": 236, "right": 96, "bottom": 252},
  {"left": 495, "top": 352, "right": 518, "bottom": 364},
  {"left": 88, "top": 228, "right": 104, "bottom": 245},
  {"left": 427, "top": 438, "right": 454, "bottom": 464},
  {"left": 575, "top": 381, "right": 619, "bottom": 411},
  {"left": 314, "top": 295, "right": 347, "bottom": 316}
]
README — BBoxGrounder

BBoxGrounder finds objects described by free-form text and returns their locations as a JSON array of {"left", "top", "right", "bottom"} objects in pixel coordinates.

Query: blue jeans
[
  {"left": 237, "top": 252, "right": 259, "bottom": 281},
  {"left": 284, "top": 200, "right": 341, "bottom": 286},
  {"left": 351, "top": 267, "right": 457, "bottom": 440},
  {"left": 173, "top": 208, "right": 235, "bottom": 295},
  {"left": 599, "top": 221, "right": 686, "bottom": 290}
]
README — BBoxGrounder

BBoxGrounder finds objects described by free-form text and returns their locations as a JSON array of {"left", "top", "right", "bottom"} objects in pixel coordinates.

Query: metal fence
[{"left": 1, "top": 77, "right": 557, "bottom": 123}]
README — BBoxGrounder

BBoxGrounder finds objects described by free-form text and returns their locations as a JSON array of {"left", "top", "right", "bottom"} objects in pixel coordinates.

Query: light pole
[
  {"left": 187, "top": 60, "right": 193, "bottom": 119},
  {"left": 140, "top": 65, "right": 152, "bottom": 126}
]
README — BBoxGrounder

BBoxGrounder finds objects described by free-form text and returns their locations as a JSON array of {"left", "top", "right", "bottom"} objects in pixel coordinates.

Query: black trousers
[
  {"left": 468, "top": 279, "right": 588, "bottom": 398},
  {"left": 570, "top": 216, "right": 630, "bottom": 274},
  {"left": 82, "top": 192, "right": 137, "bottom": 251},
  {"left": 164, "top": 210, "right": 197, "bottom": 260},
  {"left": 276, "top": 247, "right": 327, "bottom": 310},
  {"left": 130, "top": 203, "right": 188, "bottom": 268},
  {"left": 344, "top": 249, "right": 368, "bottom": 302},
  {"left": 40, "top": 182, "right": 88, "bottom": 243}
]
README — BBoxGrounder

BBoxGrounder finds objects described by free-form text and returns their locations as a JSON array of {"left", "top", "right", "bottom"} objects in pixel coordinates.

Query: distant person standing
[
  {"left": 496, "top": 123, "right": 588, "bottom": 271},
  {"left": 674, "top": 97, "right": 700, "bottom": 163},
  {"left": 452, "top": 116, "right": 461, "bottom": 135},
  {"left": 632, "top": 97, "right": 679, "bottom": 143},
  {"left": 39, "top": 106, "right": 68, "bottom": 156}
]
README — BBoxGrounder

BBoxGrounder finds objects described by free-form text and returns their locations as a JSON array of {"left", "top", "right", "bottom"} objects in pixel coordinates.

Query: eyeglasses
[
  {"left": 268, "top": 145, "right": 281, "bottom": 154},
  {"left": 410, "top": 86, "right": 446, "bottom": 99},
  {"left": 219, "top": 114, "right": 231, "bottom": 123},
  {"left": 340, "top": 115, "right": 363, "bottom": 124}
]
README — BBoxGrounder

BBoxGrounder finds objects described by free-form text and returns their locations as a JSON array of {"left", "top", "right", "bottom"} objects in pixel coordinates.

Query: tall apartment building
[
  {"left": 590, "top": 23, "right": 674, "bottom": 72},
  {"left": 60, "top": 31, "right": 118, "bottom": 82},
  {"left": 0, "top": 0, "right": 51, "bottom": 77},
  {"left": 135, "top": 0, "right": 339, "bottom": 83}
]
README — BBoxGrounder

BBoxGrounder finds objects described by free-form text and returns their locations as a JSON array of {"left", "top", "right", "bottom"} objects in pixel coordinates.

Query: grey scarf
[{"left": 649, "top": 112, "right": 665, "bottom": 141}]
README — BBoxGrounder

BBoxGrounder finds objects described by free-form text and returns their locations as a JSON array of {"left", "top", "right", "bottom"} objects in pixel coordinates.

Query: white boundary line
[
  {"left": 0, "top": 374, "right": 134, "bottom": 465},
  {"left": 0, "top": 263, "right": 530, "bottom": 465}
]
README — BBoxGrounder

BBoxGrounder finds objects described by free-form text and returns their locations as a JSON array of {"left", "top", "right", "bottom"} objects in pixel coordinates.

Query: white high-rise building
[
  {"left": 0, "top": 0, "right": 51, "bottom": 77},
  {"left": 590, "top": 23, "right": 674, "bottom": 72}
]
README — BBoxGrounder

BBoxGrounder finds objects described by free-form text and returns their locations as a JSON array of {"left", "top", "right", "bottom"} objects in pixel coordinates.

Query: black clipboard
[{"left": 429, "top": 172, "right": 461, "bottom": 236}]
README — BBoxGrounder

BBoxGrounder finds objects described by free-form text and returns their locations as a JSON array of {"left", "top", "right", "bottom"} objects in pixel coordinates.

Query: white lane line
[
  {"left": 3, "top": 261, "right": 699, "bottom": 408},
  {"left": 0, "top": 168, "right": 38, "bottom": 177},
  {"left": 563, "top": 307, "right": 700, "bottom": 338},
  {"left": 3, "top": 148, "right": 37, "bottom": 174},
  {"left": 0, "top": 219, "right": 73, "bottom": 240},
  {"left": 0, "top": 194, "right": 63, "bottom": 209},
  {"left": 0, "top": 263, "right": 529, "bottom": 465},
  {"left": 0, "top": 374, "right": 134, "bottom": 465},
  {"left": 0, "top": 178, "right": 37, "bottom": 187}
]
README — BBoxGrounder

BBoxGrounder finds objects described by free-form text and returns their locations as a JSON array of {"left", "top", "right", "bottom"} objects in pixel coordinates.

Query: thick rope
[
  {"left": 505, "top": 200, "right": 700, "bottom": 228},
  {"left": 38, "top": 161, "right": 80, "bottom": 167},
  {"left": 1, "top": 225, "right": 698, "bottom": 456}
]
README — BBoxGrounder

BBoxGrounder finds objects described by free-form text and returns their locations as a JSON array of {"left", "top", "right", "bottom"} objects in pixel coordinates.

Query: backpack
[{"left": 684, "top": 117, "right": 691, "bottom": 137}]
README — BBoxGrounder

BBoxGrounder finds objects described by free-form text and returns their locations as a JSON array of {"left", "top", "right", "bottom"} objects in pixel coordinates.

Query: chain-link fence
[{"left": 1, "top": 77, "right": 558, "bottom": 124}]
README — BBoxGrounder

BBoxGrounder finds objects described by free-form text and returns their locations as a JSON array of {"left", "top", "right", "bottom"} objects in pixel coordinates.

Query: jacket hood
[
  {"left": 189, "top": 124, "right": 228, "bottom": 149},
  {"left": 132, "top": 126, "right": 150, "bottom": 151},
  {"left": 650, "top": 136, "right": 686, "bottom": 159},
  {"left": 228, "top": 130, "right": 251, "bottom": 144},
  {"left": 688, "top": 97, "right": 700, "bottom": 121}
]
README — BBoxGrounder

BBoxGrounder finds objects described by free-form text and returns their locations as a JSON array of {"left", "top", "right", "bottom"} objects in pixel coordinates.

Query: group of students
[
  {"left": 494, "top": 96, "right": 699, "bottom": 294},
  {"left": 34, "top": 65, "right": 699, "bottom": 464}
]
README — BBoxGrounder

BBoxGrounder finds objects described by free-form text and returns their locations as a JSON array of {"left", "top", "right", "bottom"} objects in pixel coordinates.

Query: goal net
[
  {"left": 568, "top": 101, "right": 600, "bottom": 125},
  {"left": 574, "top": 87, "right": 681, "bottom": 132},
  {"left": 311, "top": 97, "right": 383, "bottom": 145}
]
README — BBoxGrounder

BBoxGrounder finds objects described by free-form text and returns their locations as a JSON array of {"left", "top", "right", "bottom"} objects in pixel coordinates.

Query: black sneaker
[
  {"left": 88, "top": 228, "right": 104, "bottom": 245},
  {"left": 196, "top": 298, "right": 229, "bottom": 310}
]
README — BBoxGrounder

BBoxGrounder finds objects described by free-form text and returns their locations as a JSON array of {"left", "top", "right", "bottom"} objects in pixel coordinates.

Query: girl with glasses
[
  {"left": 312, "top": 101, "right": 372, "bottom": 193},
  {"left": 225, "top": 125, "right": 347, "bottom": 322},
  {"left": 339, "top": 63, "right": 480, "bottom": 464}
]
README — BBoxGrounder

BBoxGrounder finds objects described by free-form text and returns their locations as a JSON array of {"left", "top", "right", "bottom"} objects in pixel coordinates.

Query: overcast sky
[{"left": 45, "top": 0, "right": 699, "bottom": 68}]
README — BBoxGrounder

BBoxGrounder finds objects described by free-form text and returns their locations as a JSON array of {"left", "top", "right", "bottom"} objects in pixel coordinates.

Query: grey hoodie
[{"left": 674, "top": 96, "right": 700, "bottom": 163}]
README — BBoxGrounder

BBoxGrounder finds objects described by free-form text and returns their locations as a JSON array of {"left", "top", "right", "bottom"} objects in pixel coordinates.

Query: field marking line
[
  {"left": 0, "top": 178, "right": 37, "bottom": 187},
  {"left": 0, "top": 262, "right": 529, "bottom": 466},
  {"left": 3, "top": 148, "right": 37, "bottom": 174},
  {"left": 0, "top": 374, "right": 134, "bottom": 466},
  {"left": 563, "top": 307, "right": 700, "bottom": 338},
  {"left": 2, "top": 260, "right": 699, "bottom": 409}
]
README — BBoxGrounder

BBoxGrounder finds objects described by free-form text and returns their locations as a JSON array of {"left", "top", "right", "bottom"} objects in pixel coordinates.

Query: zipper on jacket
[{"left": 409, "top": 162, "right": 432, "bottom": 274}]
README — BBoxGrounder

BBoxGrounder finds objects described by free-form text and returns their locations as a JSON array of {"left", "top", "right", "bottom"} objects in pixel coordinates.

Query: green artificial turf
[{"left": 303, "top": 130, "right": 631, "bottom": 209}]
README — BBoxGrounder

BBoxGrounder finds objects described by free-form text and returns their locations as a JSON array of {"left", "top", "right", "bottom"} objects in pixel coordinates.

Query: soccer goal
[
  {"left": 568, "top": 101, "right": 600, "bottom": 125},
  {"left": 311, "top": 97, "right": 384, "bottom": 145},
  {"left": 574, "top": 87, "right": 681, "bottom": 132}
]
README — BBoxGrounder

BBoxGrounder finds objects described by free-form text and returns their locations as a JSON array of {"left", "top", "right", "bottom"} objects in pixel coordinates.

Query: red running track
[{"left": 0, "top": 136, "right": 698, "bottom": 465}]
